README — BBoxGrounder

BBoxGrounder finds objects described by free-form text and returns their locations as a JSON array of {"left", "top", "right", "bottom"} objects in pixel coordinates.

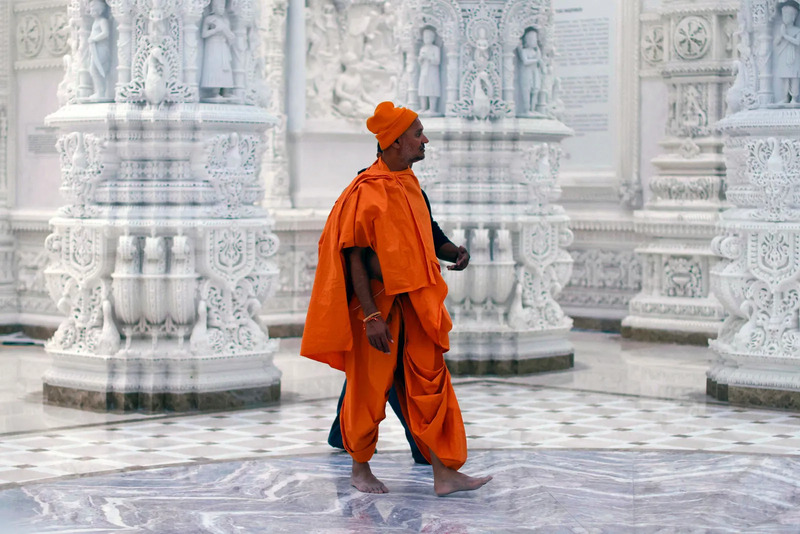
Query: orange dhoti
[
  {"left": 341, "top": 283, "right": 467, "bottom": 469},
  {"left": 300, "top": 158, "right": 467, "bottom": 470}
]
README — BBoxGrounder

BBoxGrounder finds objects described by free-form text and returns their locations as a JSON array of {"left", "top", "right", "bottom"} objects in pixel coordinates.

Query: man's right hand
[{"left": 365, "top": 316, "right": 393, "bottom": 354}]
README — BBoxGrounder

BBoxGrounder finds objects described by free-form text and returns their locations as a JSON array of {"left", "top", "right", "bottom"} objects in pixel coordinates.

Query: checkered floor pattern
[{"left": 1, "top": 380, "right": 798, "bottom": 488}]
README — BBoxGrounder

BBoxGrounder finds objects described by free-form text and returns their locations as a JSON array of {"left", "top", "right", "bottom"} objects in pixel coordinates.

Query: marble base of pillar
[
  {"left": 446, "top": 329, "right": 574, "bottom": 376},
  {"left": 43, "top": 341, "right": 281, "bottom": 412},
  {"left": 707, "top": 377, "right": 800, "bottom": 411},
  {"left": 621, "top": 308, "right": 721, "bottom": 346},
  {"left": 43, "top": 383, "right": 281, "bottom": 413}
]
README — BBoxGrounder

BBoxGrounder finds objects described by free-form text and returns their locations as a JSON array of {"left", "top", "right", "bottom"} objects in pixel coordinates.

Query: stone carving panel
[
  {"left": 395, "top": 0, "right": 561, "bottom": 120},
  {"left": 559, "top": 248, "right": 642, "bottom": 312},
  {"left": 17, "top": 14, "right": 45, "bottom": 59},
  {"left": 663, "top": 256, "right": 704, "bottom": 298},
  {"left": 667, "top": 83, "right": 711, "bottom": 138},
  {"left": 725, "top": 0, "right": 800, "bottom": 111},
  {"left": 305, "top": 0, "right": 401, "bottom": 119},
  {"left": 641, "top": 23, "right": 665, "bottom": 66},
  {"left": 673, "top": 16, "right": 711, "bottom": 60},
  {"left": 46, "top": 12, "right": 71, "bottom": 56},
  {"left": 565, "top": 249, "right": 642, "bottom": 293},
  {"left": 650, "top": 175, "right": 722, "bottom": 202}
]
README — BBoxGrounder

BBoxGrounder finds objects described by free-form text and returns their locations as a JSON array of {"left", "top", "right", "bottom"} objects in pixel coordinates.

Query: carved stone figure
[
  {"left": 539, "top": 58, "right": 555, "bottom": 111},
  {"left": 518, "top": 27, "right": 543, "bottom": 116},
  {"left": 227, "top": 132, "right": 241, "bottom": 168},
  {"left": 96, "top": 299, "right": 120, "bottom": 355},
  {"left": 474, "top": 26, "right": 490, "bottom": 68},
  {"left": 333, "top": 54, "right": 374, "bottom": 117},
  {"left": 201, "top": 0, "right": 236, "bottom": 100},
  {"left": 417, "top": 28, "right": 441, "bottom": 115},
  {"left": 472, "top": 71, "right": 491, "bottom": 120},
  {"left": 149, "top": 0, "right": 169, "bottom": 41},
  {"left": 682, "top": 85, "right": 708, "bottom": 129},
  {"left": 144, "top": 47, "right": 168, "bottom": 105},
  {"left": 727, "top": 59, "right": 745, "bottom": 113},
  {"left": 774, "top": 1, "right": 800, "bottom": 103},
  {"left": 88, "top": 0, "right": 111, "bottom": 100},
  {"left": 470, "top": 25, "right": 493, "bottom": 120},
  {"left": 57, "top": 54, "right": 73, "bottom": 106}
]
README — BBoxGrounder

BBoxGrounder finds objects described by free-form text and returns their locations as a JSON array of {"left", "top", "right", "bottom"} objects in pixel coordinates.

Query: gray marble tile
[{"left": 2, "top": 450, "right": 800, "bottom": 533}]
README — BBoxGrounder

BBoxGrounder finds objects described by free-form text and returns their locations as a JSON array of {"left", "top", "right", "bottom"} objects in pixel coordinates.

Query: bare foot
[
  {"left": 433, "top": 468, "right": 492, "bottom": 497},
  {"left": 351, "top": 460, "right": 389, "bottom": 494},
  {"left": 430, "top": 450, "right": 491, "bottom": 496}
]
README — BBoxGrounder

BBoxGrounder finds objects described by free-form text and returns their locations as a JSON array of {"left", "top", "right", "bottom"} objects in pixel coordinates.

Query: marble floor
[{"left": 1, "top": 331, "right": 800, "bottom": 532}]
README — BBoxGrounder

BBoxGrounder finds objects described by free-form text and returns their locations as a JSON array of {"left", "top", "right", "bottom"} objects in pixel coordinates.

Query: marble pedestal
[
  {"left": 420, "top": 118, "right": 574, "bottom": 375},
  {"left": 42, "top": 102, "right": 282, "bottom": 413},
  {"left": 708, "top": 112, "right": 800, "bottom": 409},
  {"left": 447, "top": 329, "right": 573, "bottom": 375},
  {"left": 44, "top": 383, "right": 281, "bottom": 412}
]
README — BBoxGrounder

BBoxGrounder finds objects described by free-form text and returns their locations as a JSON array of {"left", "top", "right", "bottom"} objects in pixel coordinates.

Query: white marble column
[
  {"left": 0, "top": 1, "right": 17, "bottom": 322},
  {"left": 277, "top": 0, "right": 304, "bottom": 210},
  {"left": 402, "top": 0, "right": 574, "bottom": 374},
  {"left": 622, "top": 2, "right": 737, "bottom": 344},
  {"left": 42, "top": 0, "right": 282, "bottom": 412},
  {"left": 709, "top": 0, "right": 800, "bottom": 409},
  {"left": 262, "top": 0, "right": 291, "bottom": 208}
]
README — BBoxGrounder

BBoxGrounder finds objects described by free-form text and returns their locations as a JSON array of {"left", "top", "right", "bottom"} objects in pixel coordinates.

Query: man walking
[{"left": 301, "top": 102, "right": 491, "bottom": 496}]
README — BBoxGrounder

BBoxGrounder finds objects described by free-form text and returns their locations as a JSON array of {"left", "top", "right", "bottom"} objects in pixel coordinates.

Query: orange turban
[{"left": 366, "top": 102, "right": 418, "bottom": 150}]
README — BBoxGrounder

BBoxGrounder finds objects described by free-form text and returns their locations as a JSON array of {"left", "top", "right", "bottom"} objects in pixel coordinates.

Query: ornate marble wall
[
  {"left": 555, "top": 0, "right": 646, "bottom": 325},
  {"left": 7, "top": 0, "right": 72, "bottom": 331},
  {"left": 623, "top": 0, "right": 736, "bottom": 344},
  {"left": 0, "top": 0, "right": 756, "bottom": 385}
]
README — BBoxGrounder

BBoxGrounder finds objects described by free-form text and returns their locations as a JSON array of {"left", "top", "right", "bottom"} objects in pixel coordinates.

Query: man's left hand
[{"left": 447, "top": 246, "right": 470, "bottom": 271}]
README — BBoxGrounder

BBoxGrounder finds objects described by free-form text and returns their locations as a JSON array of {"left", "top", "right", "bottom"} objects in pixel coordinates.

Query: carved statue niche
[
  {"left": 417, "top": 27, "right": 442, "bottom": 116},
  {"left": 88, "top": 0, "right": 112, "bottom": 101},
  {"left": 201, "top": 0, "right": 236, "bottom": 101},
  {"left": 774, "top": 0, "right": 800, "bottom": 104},
  {"left": 517, "top": 27, "right": 544, "bottom": 116}
]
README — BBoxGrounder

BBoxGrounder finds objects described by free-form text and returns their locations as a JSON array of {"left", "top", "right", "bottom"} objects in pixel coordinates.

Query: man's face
[{"left": 396, "top": 118, "right": 429, "bottom": 165}]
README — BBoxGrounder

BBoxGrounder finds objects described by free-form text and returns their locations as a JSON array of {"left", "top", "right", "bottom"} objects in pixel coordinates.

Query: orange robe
[{"left": 300, "top": 158, "right": 467, "bottom": 469}]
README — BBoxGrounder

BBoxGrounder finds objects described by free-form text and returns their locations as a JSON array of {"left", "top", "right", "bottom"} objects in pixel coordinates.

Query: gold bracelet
[{"left": 363, "top": 311, "right": 382, "bottom": 323}]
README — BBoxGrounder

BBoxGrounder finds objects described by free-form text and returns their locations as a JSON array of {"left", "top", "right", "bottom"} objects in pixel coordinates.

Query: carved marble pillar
[
  {"left": 0, "top": 2, "right": 16, "bottom": 322},
  {"left": 43, "top": 0, "right": 281, "bottom": 412},
  {"left": 709, "top": 0, "right": 800, "bottom": 408},
  {"left": 403, "top": 0, "right": 574, "bottom": 374},
  {"left": 622, "top": 2, "right": 736, "bottom": 344},
  {"left": 263, "top": 0, "right": 291, "bottom": 208}
]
